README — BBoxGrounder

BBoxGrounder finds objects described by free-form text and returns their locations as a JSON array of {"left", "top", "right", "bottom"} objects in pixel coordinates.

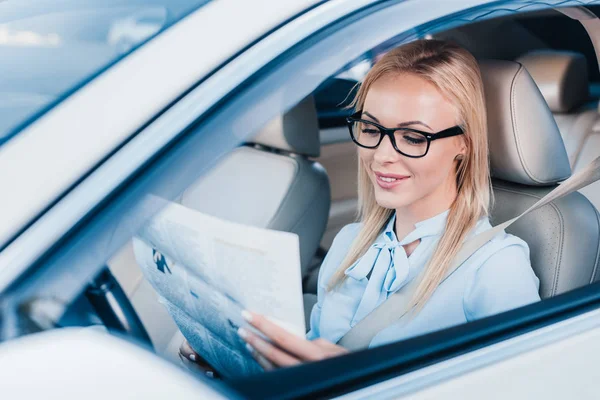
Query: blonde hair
[{"left": 328, "top": 39, "right": 491, "bottom": 311}]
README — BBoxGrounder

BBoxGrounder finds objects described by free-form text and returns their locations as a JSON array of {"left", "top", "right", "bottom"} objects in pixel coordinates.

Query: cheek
[
  {"left": 358, "top": 148, "right": 373, "bottom": 167},
  {"left": 411, "top": 149, "right": 455, "bottom": 185}
]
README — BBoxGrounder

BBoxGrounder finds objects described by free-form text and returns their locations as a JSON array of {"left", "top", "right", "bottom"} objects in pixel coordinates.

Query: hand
[
  {"left": 238, "top": 310, "right": 348, "bottom": 371},
  {"left": 178, "top": 340, "right": 220, "bottom": 379}
]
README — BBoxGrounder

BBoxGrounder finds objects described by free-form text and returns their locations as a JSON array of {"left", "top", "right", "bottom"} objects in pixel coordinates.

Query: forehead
[{"left": 362, "top": 73, "right": 459, "bottom": 129}]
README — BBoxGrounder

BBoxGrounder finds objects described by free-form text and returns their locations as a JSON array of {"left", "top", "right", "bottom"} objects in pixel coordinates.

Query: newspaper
[{"left": 132, "top": 201, "right": 306, "bottom": 378}]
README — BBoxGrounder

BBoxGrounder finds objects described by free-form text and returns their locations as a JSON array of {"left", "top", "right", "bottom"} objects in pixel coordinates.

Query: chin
[{"left": 373, "top": 188, "right": 413, "bottom": 210}]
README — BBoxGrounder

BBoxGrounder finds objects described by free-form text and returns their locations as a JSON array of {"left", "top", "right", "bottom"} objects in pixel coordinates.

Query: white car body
[{"left": 2, "top": 0, "right": 600, "bottom": 398}]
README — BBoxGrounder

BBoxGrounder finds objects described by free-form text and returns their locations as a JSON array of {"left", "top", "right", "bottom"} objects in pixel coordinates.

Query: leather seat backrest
[
  {"left": 517, "top": 50, "right": 600, "bottom": 214},
  {"left": 179, "top": 96, "right": 331, "bottom": 279},
  {"left": 516, "top": 50, "right": 597, "bottom": 169},
  {"left": 480, "top": 60, "right": 600, "bottom": 298}
]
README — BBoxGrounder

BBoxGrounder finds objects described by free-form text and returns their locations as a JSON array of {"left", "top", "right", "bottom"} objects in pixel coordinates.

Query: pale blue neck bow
[{"left": 344, "top": 210, "right": 450, "bottom": 325}]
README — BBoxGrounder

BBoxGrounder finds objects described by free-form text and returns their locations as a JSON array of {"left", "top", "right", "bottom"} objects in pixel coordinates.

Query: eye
[
  {"left": 401, "top": 132, "right": 427, "bottom": 145},
  {"left": 359, "top": 122, "right": 381, "bottom": 136},
  {"left": 361, "top": 128, "right": 380, "bottom": 136}
]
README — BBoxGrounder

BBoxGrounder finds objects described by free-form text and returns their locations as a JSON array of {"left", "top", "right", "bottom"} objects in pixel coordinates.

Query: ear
[
  {"left": 452, "top": 136, "right": 467, "bottom": 163},
  {"left": 456, "top": 135, "right": 467, "bottom": 157}
]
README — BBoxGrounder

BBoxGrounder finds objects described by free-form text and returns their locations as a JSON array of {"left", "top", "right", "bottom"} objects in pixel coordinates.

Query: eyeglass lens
[{"left": 353, "top": 121, "right": 428, "bottom": 157}]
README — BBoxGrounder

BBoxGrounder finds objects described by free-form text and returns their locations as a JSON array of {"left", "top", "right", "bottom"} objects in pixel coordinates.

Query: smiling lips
[{"left": 374, "top": 171, "right": 410, "bottom": 189}]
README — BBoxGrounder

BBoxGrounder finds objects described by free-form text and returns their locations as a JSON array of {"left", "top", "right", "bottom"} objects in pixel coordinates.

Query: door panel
[{"left": 401, "top": 322, "right": 600, "bottom": 399}]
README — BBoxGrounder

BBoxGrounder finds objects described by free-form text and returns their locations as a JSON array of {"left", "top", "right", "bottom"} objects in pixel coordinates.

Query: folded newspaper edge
[{"left": 132, "top": 198, "right": 306, "bottom": 377}]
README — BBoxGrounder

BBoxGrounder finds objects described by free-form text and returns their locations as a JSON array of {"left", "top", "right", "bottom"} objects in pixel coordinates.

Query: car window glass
[{"left": 0, "top": 0, "right": 211, "bottom": 146}]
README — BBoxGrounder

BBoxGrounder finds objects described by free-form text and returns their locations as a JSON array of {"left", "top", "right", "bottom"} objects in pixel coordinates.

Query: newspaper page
[{"left": 132, "top": 200, "right": 306, "bottom": 378}]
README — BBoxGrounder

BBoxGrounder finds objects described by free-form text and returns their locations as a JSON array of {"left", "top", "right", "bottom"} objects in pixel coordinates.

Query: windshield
[{"left": 0, "top": 0, "right": 211, "bottom": 146}]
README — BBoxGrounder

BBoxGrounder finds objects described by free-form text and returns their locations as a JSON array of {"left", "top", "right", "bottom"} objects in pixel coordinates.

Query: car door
[{"left": 4, "top": 1, "right": 600, "bottom": 399}]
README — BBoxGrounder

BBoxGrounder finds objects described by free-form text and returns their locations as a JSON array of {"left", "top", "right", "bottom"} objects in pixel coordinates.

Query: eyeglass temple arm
[{"left": 429, "top": 126, "right": 464, "bottom": 140}]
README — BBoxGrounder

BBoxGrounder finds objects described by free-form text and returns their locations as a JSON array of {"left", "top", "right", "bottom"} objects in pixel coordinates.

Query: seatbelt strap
[{"left": 338, "top": 155, "right": 600, "bottom": 351}]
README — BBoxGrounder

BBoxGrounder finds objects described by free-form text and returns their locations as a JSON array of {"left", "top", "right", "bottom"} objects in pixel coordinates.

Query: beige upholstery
[
  {"left": 516, "top": 50, "right": 600, "bottom": 235},
  {"left": 572, "top": 124, "right": 600, "bottom": 208},
  {"left": 181, "top": 96, "right": 330, "bottom": 277},
  {"left": 253, "top": 96, "right": 321, "bottom": 158},
  {"left": 552, "top": 105, "right": 598, "bottom": 168},
  {"left": 517, "top": 50, "right": 589, "bottom": 113},
  {"left": 517, "top": 50, "right": 597, "bottom": 169},
  {"left": 491, "top": 182, "right": 600, "bottom": 298},
  {"left": 481, "top": 60, "right": 600, "bottom": 297},
  {"left": 480, "top": 59, "right": 571, "bottom": 186}
]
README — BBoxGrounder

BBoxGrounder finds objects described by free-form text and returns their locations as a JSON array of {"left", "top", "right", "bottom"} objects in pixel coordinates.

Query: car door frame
[{"left": 3, "top": 0, "right": 600, "bottom": 399}]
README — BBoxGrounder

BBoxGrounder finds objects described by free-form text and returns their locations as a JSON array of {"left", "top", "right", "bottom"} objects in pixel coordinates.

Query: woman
[{"left": 183, "top": 39, "right": 541, "bottom": 371}]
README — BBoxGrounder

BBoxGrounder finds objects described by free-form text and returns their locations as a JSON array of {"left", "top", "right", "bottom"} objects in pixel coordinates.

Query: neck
[{"left": 394, "top": 177, "right": 458, "bottom": 241}]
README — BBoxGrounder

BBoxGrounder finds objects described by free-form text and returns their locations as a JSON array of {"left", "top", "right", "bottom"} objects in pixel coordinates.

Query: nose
[{"left": 373, "top": 134, "right": 400, "bottom": 164}]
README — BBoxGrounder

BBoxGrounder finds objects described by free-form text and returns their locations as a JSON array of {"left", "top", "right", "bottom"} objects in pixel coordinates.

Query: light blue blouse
[{"left": 306, "top": 210, "right": 541, "bottom": 347}]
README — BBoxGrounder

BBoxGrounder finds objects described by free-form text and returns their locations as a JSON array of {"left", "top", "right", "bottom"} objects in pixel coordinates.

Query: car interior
[{"left": 90, "top": 7, "right": 600, "bottom": 380}]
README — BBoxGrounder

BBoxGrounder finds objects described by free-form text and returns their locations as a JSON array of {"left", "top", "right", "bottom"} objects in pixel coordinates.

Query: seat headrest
[
  {"left": 480, "top": 60, "right": 571, "bottom": 186},
  {"left": 516, "top": 50, "right": 588, "bottom": 113},
  {"left": 252, "top": 96, "right": 320, "bottom": 158}
]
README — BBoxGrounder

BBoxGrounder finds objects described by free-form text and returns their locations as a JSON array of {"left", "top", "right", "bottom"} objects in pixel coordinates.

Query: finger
[
  {"left": 244, "top": 343, "right": 275, "bottom": 371},
  {"left": 239, "top": 327, "right": 301, "bottom": 367},
  {"left": 178, "top": 352, "right": 216, "bottom": 377},
  {"left": 242, "top": 311, "right": 322, "bottom": 361},
  {"left": 313, "top": 338, "right": 349, "bottom": 357},
  {"left": 179, "top": 340, "right": 200, "bottom": 362},
  {"left": 313, "top": 338, "right": 347, "bottom": 350}
]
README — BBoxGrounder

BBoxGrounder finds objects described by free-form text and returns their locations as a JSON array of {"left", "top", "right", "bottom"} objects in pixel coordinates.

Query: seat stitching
[
  {"left": 269, "top": 159, "right": 329, "bottom": 275},
  {"left": 268, "top": 156, "right": 301, "bottom": 223},
  {"left": 510, "top": 65, "right": 536, "bottom": 183},
  {"left": 493, "top": 185, "right": 564, "bottom": 297},
  {"left": 511, "top": 64, "right": 569, "bottom": 184},
  {"left": 552, "top": 203, "right": 565, "bottom": 296}
]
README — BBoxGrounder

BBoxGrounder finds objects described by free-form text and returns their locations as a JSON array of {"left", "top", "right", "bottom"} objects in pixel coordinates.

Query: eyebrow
[{"left": 362, "top": 111, "right": 432, "bottom": 130}]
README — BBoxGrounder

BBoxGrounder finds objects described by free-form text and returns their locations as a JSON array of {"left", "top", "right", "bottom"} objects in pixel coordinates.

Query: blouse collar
[
  {"left": 382, "top": 208, "right": 450, "bottom": 245},
  {"left": 342, "top": 208, "right": 451, "bottom": 325},
  {"left": 344, "top": 208, "right": 451, "bottom": 287}
]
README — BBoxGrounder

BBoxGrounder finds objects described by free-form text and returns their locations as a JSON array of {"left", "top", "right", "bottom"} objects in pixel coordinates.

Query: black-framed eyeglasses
[{"left": 345, "top": 111, "right": 464, "bottom": 158}]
